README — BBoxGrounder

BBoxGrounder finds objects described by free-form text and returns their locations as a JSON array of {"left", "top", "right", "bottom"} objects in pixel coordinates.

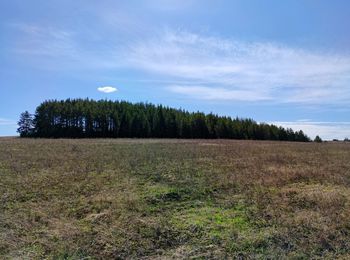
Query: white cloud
[
  {"left": 270, "top": 121, "right": 350, "bottom": 140},
  {"left": 97, "top": 86, "right": 118, "bottom": 93}
]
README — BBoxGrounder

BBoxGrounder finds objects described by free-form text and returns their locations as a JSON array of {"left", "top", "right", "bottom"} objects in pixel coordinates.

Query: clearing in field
[{"left": 1, "top": 138, "right": 350, "bottom": 258}]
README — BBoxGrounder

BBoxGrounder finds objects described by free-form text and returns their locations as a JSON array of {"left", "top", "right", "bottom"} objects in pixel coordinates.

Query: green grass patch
[{"left": 171, "top": 203, "right": 251, "bottom": 240}]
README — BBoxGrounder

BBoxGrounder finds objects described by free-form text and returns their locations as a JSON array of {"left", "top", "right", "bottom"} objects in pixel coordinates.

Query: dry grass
[{"left": 1, "top": 138, "right": 350, "bottom": 259}]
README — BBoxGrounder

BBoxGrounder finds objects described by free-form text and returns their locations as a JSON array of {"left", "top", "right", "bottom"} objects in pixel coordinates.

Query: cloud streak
[
  {"left": 0, "top": 118, "right": 16, "bottom": 126},
  {"left": 168, "top": 85, "right": 271, "bottom": 101}
]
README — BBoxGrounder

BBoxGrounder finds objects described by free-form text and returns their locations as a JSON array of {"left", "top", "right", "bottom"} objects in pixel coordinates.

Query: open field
[{"left": 1, "top": 138, "right": 350, "bottom": 259}]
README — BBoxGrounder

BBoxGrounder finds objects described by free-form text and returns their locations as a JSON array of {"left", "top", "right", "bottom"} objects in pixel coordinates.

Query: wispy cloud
[
  {"left": 12, "top": 24, "right": 77, "bottom": 57},
  {"left": 270, "top": 121, "right": 350, "bottom": 140},
  {"left": 97, "top": 86, "right": 118, "bottom": 93},
  {"left": 11, "top": 23, "right": 123, "bottom": 70},
  {"left": 11, "top": 23, "right": 350, "bottom": 104},
  {"left": 128, "top": 30, "right": 350, "bottom": 104}
]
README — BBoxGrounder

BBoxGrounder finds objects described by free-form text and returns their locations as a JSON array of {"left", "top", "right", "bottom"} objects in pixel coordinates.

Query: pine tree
[
  {"left": 314, "top": 135, "right": 322, "bottom": 143},
  {"left": 17, "top": 111, "right": 34, "bottom": 137}
]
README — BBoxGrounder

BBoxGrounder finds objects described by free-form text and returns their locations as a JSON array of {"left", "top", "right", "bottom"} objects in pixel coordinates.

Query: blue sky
[{"left": 1, "top": 0, "right": 350, "bottom": 139}]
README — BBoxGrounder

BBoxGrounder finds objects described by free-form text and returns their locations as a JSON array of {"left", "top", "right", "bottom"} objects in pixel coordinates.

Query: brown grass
[{"left": 0, "top": 138, "right": 350, "bottom": 258}]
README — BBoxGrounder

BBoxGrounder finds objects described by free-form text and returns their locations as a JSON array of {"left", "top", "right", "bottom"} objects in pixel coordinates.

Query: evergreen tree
[
  {"left": 314, "top": 135, "right": 322, "bottom": 143},
  {"left": 17, "top": 111, "right": 34, "bottom": 137}
]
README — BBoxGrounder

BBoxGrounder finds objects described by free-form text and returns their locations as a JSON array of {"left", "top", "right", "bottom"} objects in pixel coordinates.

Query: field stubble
[{"left": 1, "top": 138, "right": 350, "bottom": 259}]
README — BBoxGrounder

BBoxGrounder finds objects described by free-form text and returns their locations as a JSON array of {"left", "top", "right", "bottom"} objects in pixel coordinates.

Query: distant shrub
[{"left": 314, "top": 135, "right": 322, "bottom": 143}]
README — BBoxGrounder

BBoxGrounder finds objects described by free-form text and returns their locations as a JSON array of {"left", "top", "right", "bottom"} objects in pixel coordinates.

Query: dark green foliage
[
  {"left": 17, "top": 111, "right": 34, "bottom": 137},
  {"left": 20, "top": 99, "right": 310, "bottom": 141}
]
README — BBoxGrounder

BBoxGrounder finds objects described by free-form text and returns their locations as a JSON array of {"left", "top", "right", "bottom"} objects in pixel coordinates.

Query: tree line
[{"left": 18, "top": 98, "right": 311, "bottom": 141}]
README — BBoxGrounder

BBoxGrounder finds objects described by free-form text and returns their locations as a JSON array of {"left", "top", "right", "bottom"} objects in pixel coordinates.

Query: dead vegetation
[{"left": 1, "top": 138, "right": 350, "bottom": 258}]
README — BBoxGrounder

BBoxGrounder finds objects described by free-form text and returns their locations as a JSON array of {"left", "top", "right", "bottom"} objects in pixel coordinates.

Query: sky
[{"left": 1, "top": 0, "right": 350, "bottom": 140}]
